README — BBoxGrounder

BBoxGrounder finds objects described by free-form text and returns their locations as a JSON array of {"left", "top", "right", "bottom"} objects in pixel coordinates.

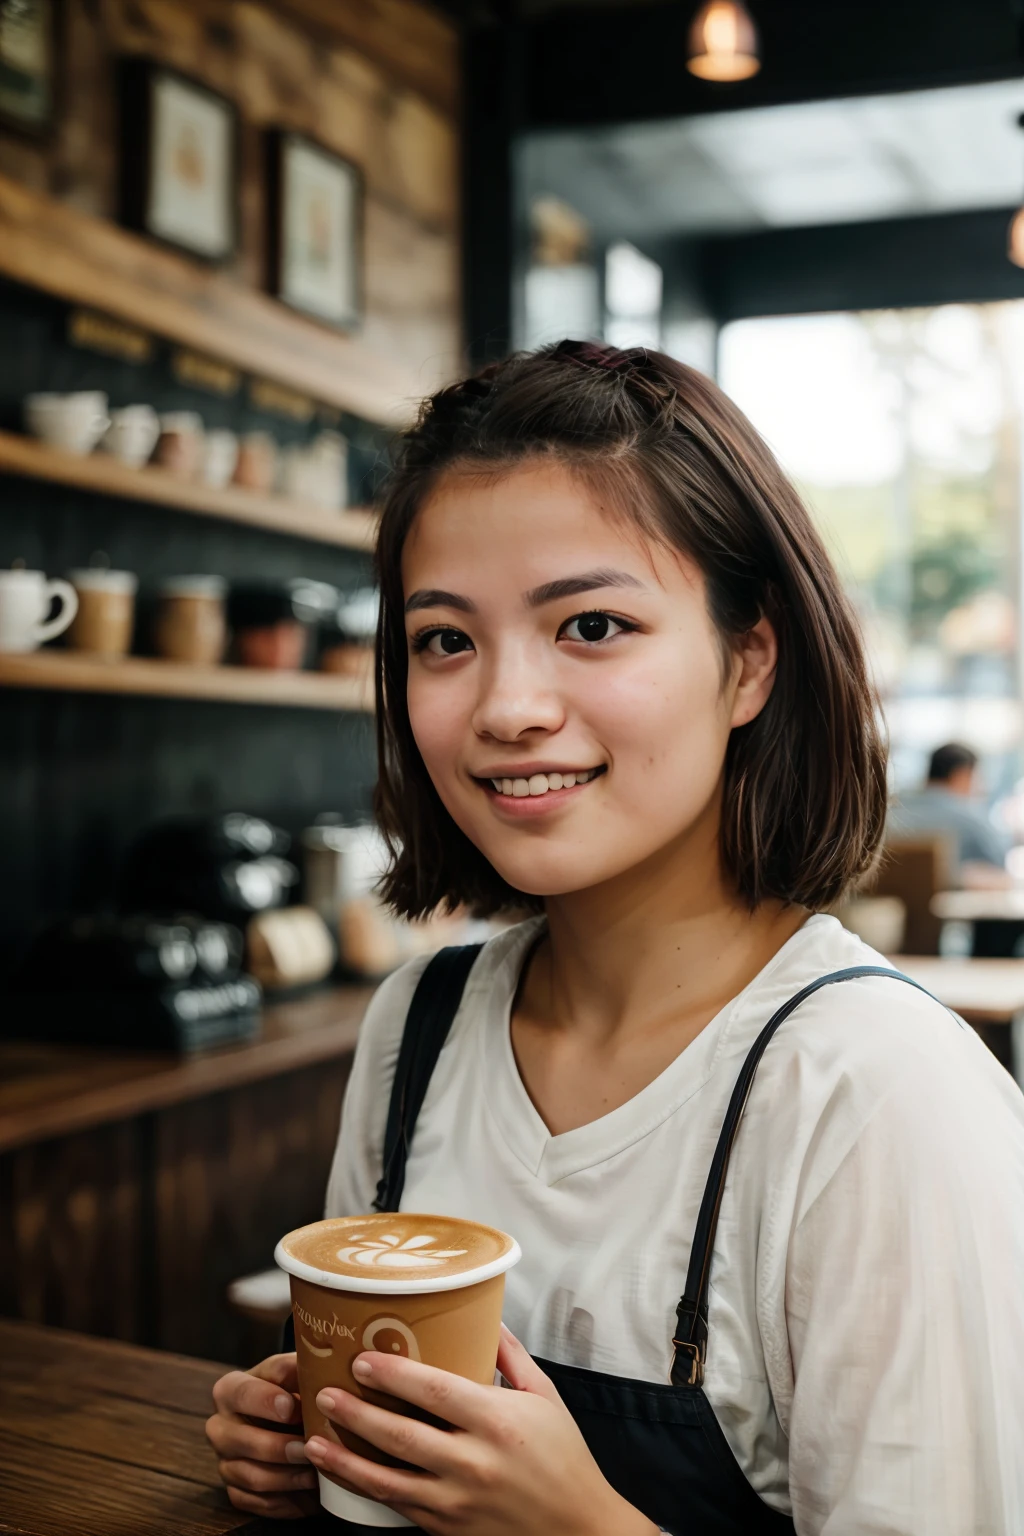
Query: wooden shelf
[
  {"left": 0, "top": 173, "right": 423, "bottom": 426},
  {"left": 0, "top": 651, "right": 374, "bottom": 712},
  {"left": 0, "top": 430, "right": 378, "bottom": 551}
]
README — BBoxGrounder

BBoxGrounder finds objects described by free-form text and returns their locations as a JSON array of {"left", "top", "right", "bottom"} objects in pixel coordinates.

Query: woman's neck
[{"left": 522, "top": 804, "right": 808, "bottom": 1054}]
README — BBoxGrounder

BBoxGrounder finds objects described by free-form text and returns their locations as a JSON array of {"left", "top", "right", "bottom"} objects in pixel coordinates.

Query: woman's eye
[
  {"left": 415, "top": 627, "right": 474, "bottom": 657},
  {"left": 560, "top": 611, "right": 630, "bottom": 644}
]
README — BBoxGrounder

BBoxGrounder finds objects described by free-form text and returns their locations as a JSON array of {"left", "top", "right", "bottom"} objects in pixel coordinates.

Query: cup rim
[
  {"left": 70, "top": 569, "right": 139, "bottom": 594},
  {"left": 274, "top": 1214, "right": 522, "bottom": 1295}
]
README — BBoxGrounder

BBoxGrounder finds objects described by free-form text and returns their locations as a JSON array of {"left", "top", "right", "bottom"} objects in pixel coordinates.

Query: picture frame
[
  {"left": 0, "top": 0, "right": 56, "bottom": 136},
  {"left": 267, "top": 130, "right": 362, "bottom": 331},
  {"left": 118, "top": 59, "right": 238, "bottom": 263}
]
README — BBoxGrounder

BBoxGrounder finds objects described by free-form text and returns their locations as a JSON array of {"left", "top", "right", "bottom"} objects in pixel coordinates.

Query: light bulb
[
  {"left": 1009, "top": 207, "right": 1024, "bottom": 269},
  {"left": 686, "top": 1, "right": 760, "bottom": 82}
]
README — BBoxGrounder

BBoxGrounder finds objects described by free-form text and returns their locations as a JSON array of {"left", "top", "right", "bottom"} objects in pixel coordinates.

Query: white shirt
[{"left": 326, "top": 914, "right": 1024, "bottom": 1535}]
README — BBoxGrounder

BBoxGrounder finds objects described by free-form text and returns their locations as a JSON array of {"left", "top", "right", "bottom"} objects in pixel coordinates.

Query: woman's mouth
[{"left": 476, "top": 766, "right": 606, "bottom": 801}]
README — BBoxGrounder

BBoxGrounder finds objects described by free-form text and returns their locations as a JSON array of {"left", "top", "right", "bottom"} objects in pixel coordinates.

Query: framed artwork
[
  {"left": 268, "top": 131, "right": 362, "bottom": 330},
  {"left": 118, "top": 60, "right": 237, "bottom": 262},
  {"left": 0, "top": 0, "right": 55, "bottom": 135}
]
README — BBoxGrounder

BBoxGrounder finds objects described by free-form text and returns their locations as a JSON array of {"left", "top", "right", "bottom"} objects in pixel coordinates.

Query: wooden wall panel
[
  {"left": 0, "top": 1121, "right": 143, "bottom": 1341},
  {"left": 0, "top": 0, "right": 462, "bottom": 390},
  {"left": 153, "top": 1060, "right": 351, "bottom": 1361}
]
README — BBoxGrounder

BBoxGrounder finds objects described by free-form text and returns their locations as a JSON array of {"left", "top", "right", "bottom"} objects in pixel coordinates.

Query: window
[{"left": 719, "top": 305, "right": 1024, "bottom": 797}]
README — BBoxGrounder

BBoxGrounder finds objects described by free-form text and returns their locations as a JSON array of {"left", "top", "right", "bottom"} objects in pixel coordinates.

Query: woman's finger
[
  {"left": 347, "top": 1351, "right": 495, "bottom": 1433},
  {"left": 497, "top": 1324, "right": 562, "bottom": 1403},
  {"left": 213, "top": 1368, "right": 302, "bottom": 1425},
  {"left": 205, "top": 1410, "right": 308, "bottom": 1465},
  {"left": 304, "top": 1434, "right": 442, "bottom": 1517},
  {"left": 217, "top": 1456, "right": 318, "bottom": 1496},
  {"left": 225, "top": 1484, "right": 319, "bottom": 1520},
  {"left": 315, "top": 1388, "right": 459, "bottom": 1475}
]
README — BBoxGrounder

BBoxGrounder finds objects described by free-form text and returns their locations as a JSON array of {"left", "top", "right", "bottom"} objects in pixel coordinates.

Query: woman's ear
[{"left": 729, "top": 615, "right": 777, "bottom": 729}]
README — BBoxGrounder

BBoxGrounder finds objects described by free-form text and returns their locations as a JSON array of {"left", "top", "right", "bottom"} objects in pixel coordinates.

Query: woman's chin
[{"left": 484, "top": 852, "right": 614, "bottom": 902}]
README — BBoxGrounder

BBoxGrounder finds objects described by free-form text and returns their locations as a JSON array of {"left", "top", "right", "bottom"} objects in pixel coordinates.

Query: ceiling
[{"left": 520, "top": 78, "right": 1024, "bottom": 245}]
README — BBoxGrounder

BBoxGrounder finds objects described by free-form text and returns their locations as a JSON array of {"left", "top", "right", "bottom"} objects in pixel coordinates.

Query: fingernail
[
  {"left": 352, "top": 1358, "right": 372, "bottom": 1381},
  {"left": 305, "top": 1437, "right": 327, "bottom": 1462},
  {"left": 316, "top": 1389, "right": 338, "bottom": 1414},
  {"left": 275, "top": 1393, "right": 295, "bottom": 1421},
  {"left": 285, "top": 1440, "right": 309, "bottom": 1464}
]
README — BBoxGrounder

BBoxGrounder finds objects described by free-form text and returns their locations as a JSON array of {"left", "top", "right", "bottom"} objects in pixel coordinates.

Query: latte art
[
  {"left": 279, "top": 1213, "right": 515, "bottom": 1286},
  {"left": 337, "top": 1233, "right": 469, "bottom": 1269}
]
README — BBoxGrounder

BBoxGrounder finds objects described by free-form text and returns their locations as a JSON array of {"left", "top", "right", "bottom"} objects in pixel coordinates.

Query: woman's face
[{"left": 402, "top": 460, "right": 776, "bottom": 900}]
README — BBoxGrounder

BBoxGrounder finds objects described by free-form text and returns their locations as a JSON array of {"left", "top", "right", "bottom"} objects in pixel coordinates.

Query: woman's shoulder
[
  {"left": 746, "top": 909, "right": 1024, "bottom": 1155},
  {"left": 355, "top": 916, "right": 544, "bottom": 1061}
]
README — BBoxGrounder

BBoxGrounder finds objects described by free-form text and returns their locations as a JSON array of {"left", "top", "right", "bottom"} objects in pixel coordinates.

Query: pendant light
[
  {"left": 686, "top": 1, "right": 761, "bottom": 82},
  {"left": 1009, "top": 113, "right": 1024, "bottom": 268}
]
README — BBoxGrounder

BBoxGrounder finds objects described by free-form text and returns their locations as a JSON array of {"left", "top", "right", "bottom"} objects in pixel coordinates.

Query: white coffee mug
[
  {"left": 0, "top": 569, "right": 79, "bottom": 653},
  {"left": 24, "top": 391, "right": 110, "bottom": 456},
  {"left": 102, "top": 404, "right": 161, "bottom": 468},
  {"left": 201, "top": 428, "right": 239, "bottom": 489}
]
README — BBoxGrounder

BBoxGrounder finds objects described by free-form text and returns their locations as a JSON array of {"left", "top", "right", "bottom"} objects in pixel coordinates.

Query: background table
[
  {"left": 929, "top": 890, "right": 1024, "bottom": 959},
  {"left": 0, "top": 1317, "right": 346, "bottom": 1536}
]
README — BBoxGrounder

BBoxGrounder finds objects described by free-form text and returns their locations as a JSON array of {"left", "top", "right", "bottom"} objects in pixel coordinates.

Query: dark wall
[
  {"left": 0, "top": 281, "right": 383, "bottom": 973},
  {"left": 525, "top": 0, "right": 1024, "bottom": 130},
  {"left": 672, "top": 205, "right": 1024, "bottom": 324}
]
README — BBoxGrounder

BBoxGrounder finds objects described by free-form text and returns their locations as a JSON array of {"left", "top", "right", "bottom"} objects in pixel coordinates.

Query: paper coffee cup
[{"left": 275, "top": 1213, "right": 521, "bottom": 1528}]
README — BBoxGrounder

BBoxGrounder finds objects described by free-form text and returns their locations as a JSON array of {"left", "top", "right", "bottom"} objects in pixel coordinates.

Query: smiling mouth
[{"left": 477, "top": 766, "right": 606, "bottom": 799}]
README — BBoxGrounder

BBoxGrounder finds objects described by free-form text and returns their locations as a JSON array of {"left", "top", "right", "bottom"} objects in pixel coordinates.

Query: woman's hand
[
  {"left": 305, "top": 1324, "right": 659, "bottom": 1536},
  {"left": 206, "top": 1352, "right": 318, "bottom": 1520}
]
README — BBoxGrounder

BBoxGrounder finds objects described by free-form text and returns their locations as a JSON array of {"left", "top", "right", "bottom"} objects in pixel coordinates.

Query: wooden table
[
  {"left": 0, "top": 1317, "right": 339, "bottom": 1536},
  {"left": 929, "top": 890, "right": 1024, "bottom": 959},
  {"left": 895, "top": 955, "right": 1024, "bottom": 1023},
  {"left": 930, "top": 890, "right": 1024, "bottom": 923},
  {"left": 0, "top": 987, "right": 371, "bottom": 1364}
]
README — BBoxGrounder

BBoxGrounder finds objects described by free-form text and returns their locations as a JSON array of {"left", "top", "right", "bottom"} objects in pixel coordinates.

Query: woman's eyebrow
[
  {"left": 405, "top": 589, "right": 477, "bottom": 614},
  {"left": 525, "top": 568, "right": 646, "bottom": 607},
  {"left": 404, "top": 568, "right": 645, "bottom": 616}
]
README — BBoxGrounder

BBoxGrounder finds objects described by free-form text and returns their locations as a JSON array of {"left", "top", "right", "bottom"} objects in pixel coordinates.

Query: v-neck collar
[{"left": 479, "top": 914, "right": 820, "bottom": 1187}]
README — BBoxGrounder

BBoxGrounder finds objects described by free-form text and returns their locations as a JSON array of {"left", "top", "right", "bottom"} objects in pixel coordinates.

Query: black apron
[{"left": 337, "top": 945, "right": 950, "bottom": 1534}]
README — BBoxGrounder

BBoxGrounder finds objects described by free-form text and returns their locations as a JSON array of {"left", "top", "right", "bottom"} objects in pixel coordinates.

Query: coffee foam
[{"left": 276, "top": 1214, "right": 519, "bottom": 1294}]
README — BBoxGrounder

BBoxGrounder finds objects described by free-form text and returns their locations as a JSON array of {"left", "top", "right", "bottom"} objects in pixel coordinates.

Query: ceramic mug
[
  {"left": 68, "top": 568, "right": 138, "bottom": 658},
  {"left": 201, "top": 429, "right": 239, "bottom": 489},
  {"left": 102, "top": 405, "right": 161, "bottom": 468},
  {"left": 24, "top": 391, "right": 110, "bottom": 456},
  {"left": 0, "top": 569, "right": 79, "bottom": 653},
  {"left": 156, "top": 411, "right": 205, "bottom": 481}
]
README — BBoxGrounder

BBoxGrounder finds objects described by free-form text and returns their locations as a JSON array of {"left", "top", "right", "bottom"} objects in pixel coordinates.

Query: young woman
[{"left": 207, "top": 341, "right": 1024, "bottom": 1533}]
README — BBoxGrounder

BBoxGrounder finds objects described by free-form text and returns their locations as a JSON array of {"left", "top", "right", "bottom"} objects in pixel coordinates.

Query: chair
[{"left": 863, "top": 835, "right": 955, "bottom": 955}]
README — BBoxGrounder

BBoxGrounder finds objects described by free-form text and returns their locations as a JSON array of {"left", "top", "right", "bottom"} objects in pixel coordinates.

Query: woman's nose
[{"left": 471, "top": 649, "right": 565, "bottom": 741}]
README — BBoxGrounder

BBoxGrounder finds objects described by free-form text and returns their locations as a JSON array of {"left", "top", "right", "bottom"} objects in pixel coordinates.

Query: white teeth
[{"left": 488, "top": 769, "right": 601, "bottom": 796}]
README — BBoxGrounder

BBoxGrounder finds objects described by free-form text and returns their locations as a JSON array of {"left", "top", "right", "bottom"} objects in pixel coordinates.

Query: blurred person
[
  {"left": 889, "top": 741, "right": 1012, "bottom": 889},
  {"left": 207, "top": 344, "right": 1024, "bottom": 1534}
]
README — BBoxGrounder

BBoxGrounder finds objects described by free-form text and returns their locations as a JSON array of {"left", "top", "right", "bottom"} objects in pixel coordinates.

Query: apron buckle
[{"left": 671, "top": 1338, "right": 704, "bottom": 1387}]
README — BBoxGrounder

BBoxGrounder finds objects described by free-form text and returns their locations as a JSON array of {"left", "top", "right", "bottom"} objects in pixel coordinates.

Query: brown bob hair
[{"left": 374, "top": 339, "right": 887, "bottom": 919}]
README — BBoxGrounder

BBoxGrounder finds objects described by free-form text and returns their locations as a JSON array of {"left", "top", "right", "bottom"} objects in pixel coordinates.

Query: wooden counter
[
  {"left": 0, "top": 986, "right": 373, "bottom": 1365},
  {"left": 0, "top": 986, "right": 371, "bottom": 1154}
]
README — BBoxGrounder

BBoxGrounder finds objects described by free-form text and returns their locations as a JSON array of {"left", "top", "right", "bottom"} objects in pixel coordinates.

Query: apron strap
[
  {"left": 373, "top": 943, "right": 484, "bottom": 1213},
  {"left": 671, "top": 965, "right": 960, "bottom": 1387}
]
